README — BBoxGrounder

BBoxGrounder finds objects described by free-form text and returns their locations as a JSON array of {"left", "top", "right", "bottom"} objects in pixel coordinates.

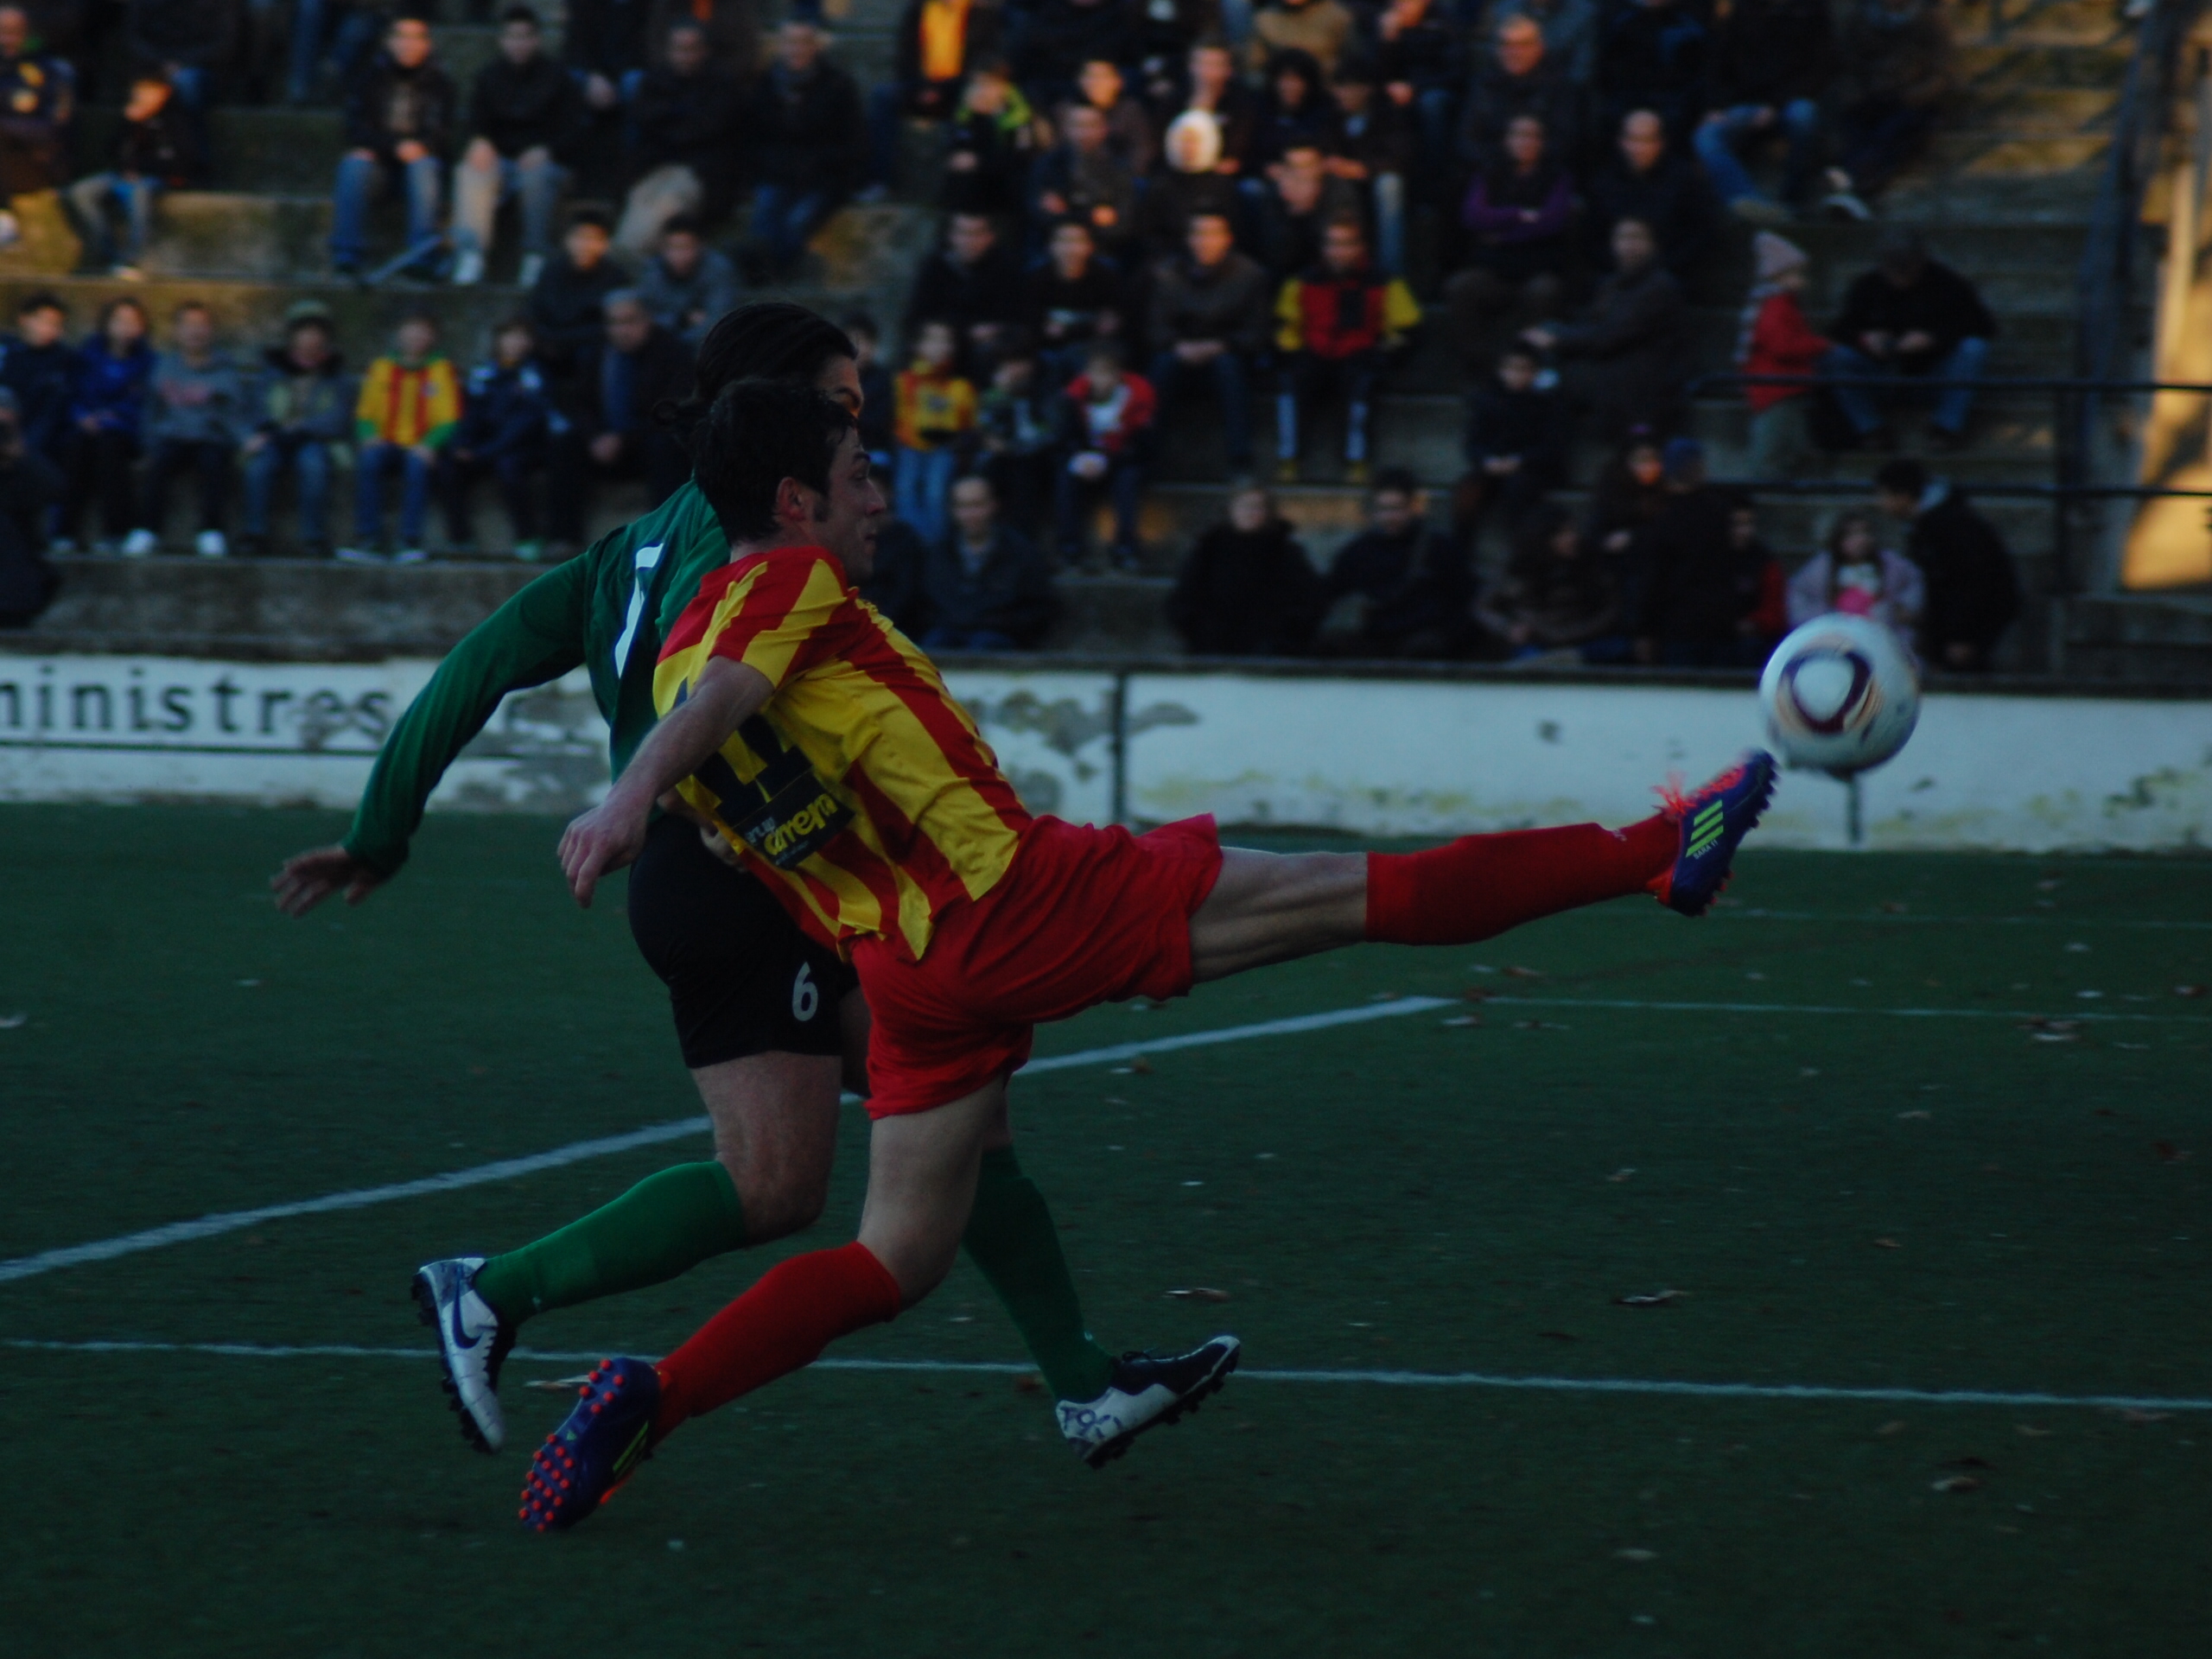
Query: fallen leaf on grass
[
  {"left": 1166, "top": 1287, "right": 1231, "bottom": 1303},
  {"left": 1514, "top": 1019, "right": 1570, "bottom": 1031},
  {"left": 1128, "top": 1057, "right": 1153, "bottom": 1074},
  {"left": 1440, "top": 1014, "right": 1482, "bottom": 1028},
  {"left": 2117, "top": 1408, "right": 2172, "bottom": 1424},
  {"left": 2021, "top": 1016, "right": 2081, "bottom": 1043},
  {"left": 1462, "top": 986, "right": 1492, "bottom": 1002},
  {"left": 1943, "top": 1456, "right": 1996, "bottom": 1471},
  {"left": 2036, "top": 879, "right": 2063, "bottom": 892},
  {"left": 2177, "top": 985, "right": 2208, "bottom": 999},
  {"left": 1876, "top": 1421, "right": 1908, "bottom": 1436},
  {"left": 1503, "top": 965, "right": 1546, "bottom": 979},
  {"left": 1872, "top": 1237, "right": 1903, "bottom": 1249},
  {"left": 1614, "top": 1548, "right": 1658, "bottom": 1562},
  {"left": 0, "top": 1012, "right": 24, "bottom": 1030},
  {"left": 1368, "top": 991, "right": 1400, "bottom": 1002},
  {"left": 1931, "top": 1475, "right": 1982, "bottom": 1494},
  {"left": 1013, "top": 1373, "right": 1044, "bottom": 1394},
  {"left": 2154, "top": 1141, "right": 2191, "bottom": 1164},
  {"left": 1606, "top": 1167, "right": 1637, "bottom": 1182},
  {"left": 2016, "top": 1425, "right": 2051, "bottom": 1439},
  {"left": 1897, "top": 1109, "right": 1931, "bottom": 1120},
  {"left": 1613, "top": 1289, "right": 1685, "bottom": 1307}
]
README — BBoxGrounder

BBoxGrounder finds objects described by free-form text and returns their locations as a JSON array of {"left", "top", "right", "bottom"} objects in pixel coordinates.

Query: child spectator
[
  {"left": 1029, "top": 102, "right": 1140, "bottom": 259},
  {"left": 138, "top": 301, "right": 244, "bottom": 558},
  {"left": 1166, "top": 481, "right": 1319, "bottom": 656},
  {"left": 450, "top": 4, "right": 579, "bottom": 289},
  {"left": 1054, "top": 340, "right": 1155, "bottom": 569},
  {"left": 0, "top": 294, "right": 76, "bottom": 467},
  {"left": 1476, "top": 503, "right": 1625, "bottom": 663},
  {"left": 741, "top": 21, "right": 864, "bottom": 279},
  {"left": 617, "top": 20, "right": 743, "bottom": 257},
  {"left": 1147, "top": 208, "right": 1272, "bottom": 479},
  {"left": 843, "top": 311, "right": 896, "bottom": 467},
  {"left": 892, "top": 318, "right": 977, "bottom": 547},
  {"left": 1273, "top": 214, "right": 1419, "bottom": 485},
  {"left": 1444, "top": 111, "right": 1574, "bottom": 363},
  {"left": 1023, "top": 219, "right": 1127, "bottom": 383},
  {"left": 1249, "top": 0, "right": 1355, "bottom": 78},
  {"left": 547, "top": 292, "right": 694, "bottom": 551},
  {"left": 530, "top": 205, "right": 630, "bottom": 385},
  {"left": 635, "top": 214, "right": 738, "bottom": 346},
  {"left": 0, "top": 5, "right": 73, "bottom": 249},
  {"left": 916, "top": 473, "right": 1059, "bottom": 651},
  {"left": 1786, "top": 509, "right": 1923, "bottom": 657},
  {"left": 904, "top": 211, "right": 1025, "bottom": 370},
  {"left": 241, "top": 302, "right": 352, "bottom": 558},
  {"left": 1317, "top": 466, "right": 1471, "bottom": 657},
  {"left": 941, "top": 57, "right": 1038, "bottom": 219},
  {"left": 56, "top": 297, "right": 152, "bottom": 555},
  {"left": 345, "top": 311, "right": 460, "bottom": 564},
  {"left": 1874, "top": 458, "right": 2018, "bottom": 671},
  {"left": 867, "top": 0, "right": 1002, "bottom": 195},
  {"left": 1737, "top": 232, "right": 1835, "bottom": 477},
  {"left": 442, "top": 316, "right": 553, "bottom": 562},
  {"left": 1325, "top": 59, "right": 1412, "bottom": 277},
  {"left": 1522, "top": 217, "right": 1693, "bottom": 443},
  {"left": 1139, "top": 109, "right": 1245, "bottom": 257},
  {"left": 65, "top": 70, "right": 200, "bottom": 279},
  {"left": 1824, "top": 0, "right": 1954, "bottom": 219},
  {"left": 331, "top": 15, "right": 454, "bottom": 279},
  {"left": 975, "top": 342, "right": 1055, "bottom": 534},
  {"left": 0, "top": 386, "right": 59, "bottom": 626},
  {"left": 1455, "top": 340, "right": 1566, "bottom": 552}
]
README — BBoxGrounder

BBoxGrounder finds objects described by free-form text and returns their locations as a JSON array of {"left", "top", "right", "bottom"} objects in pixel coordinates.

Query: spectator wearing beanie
[{"left": 1736, "top": 232, "right": 1835, "bottom": 478}]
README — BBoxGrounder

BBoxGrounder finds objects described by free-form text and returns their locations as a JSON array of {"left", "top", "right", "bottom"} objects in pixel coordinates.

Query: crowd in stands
[{"left": 0, "top": 0, "right": 2025, "bottom": 671}]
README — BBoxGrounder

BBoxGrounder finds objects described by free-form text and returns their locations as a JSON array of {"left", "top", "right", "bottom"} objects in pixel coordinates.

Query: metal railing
[{"left": 1691, "top": 372, "right": 2212, "bottom": 592}]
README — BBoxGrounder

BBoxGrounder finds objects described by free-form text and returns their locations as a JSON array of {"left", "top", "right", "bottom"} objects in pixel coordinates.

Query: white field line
[
  {"left": 0, "top": 996, "right": 1451, "bottom": 1287},
  {"left": 1478, "top": 995, "right": 2212, "bottom": 1025},
  {"left": 5, "top": 1338, "right": 2207, "bottom": 1414},
  {"left": 1718, "top": 909, "right": 2212, "bottom": 931}
]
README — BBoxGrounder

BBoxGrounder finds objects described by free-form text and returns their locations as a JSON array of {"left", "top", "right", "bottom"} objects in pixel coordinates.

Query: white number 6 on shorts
[{"left": 791, "top": 962, "right": 819, "bottom": 1022}]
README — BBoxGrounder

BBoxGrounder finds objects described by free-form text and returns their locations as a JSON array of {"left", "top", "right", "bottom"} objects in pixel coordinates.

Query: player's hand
[
  {"left": 272, "top": 845, "right": 388, "bottom": 916},
  {"left": 559, "top": 802, "right": 647, "bottom": 907}
]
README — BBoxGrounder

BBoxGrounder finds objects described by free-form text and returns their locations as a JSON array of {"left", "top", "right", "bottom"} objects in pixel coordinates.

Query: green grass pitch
[{"left": 2, "top": 803, "right": 2209, "bottom": 1656}]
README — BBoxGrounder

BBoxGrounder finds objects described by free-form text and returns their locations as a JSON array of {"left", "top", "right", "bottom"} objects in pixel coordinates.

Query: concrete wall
[{"left": 2, "top": 653, "right": 2209, "bottom": 853}]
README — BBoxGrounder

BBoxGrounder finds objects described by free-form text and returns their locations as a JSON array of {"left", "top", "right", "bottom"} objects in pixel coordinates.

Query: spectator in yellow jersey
[
  {"left": 343, "top": 311, "right": 461, "bottom": 565},
  {"left": 892, "top": 318, "right": 978, "bottom": 545},
  {"left": 1273, "top": 215, "right": 1419, "bottom": 485}
]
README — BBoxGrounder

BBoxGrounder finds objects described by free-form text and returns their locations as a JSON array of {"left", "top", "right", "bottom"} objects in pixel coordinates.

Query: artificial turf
[{"left": 2, "top": 802, "right": 2209, "bottom": 1656}]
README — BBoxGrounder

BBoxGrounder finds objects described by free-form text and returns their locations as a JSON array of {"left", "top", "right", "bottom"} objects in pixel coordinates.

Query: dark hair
[
  {"left": 566, "top": 203, "right": 613, "bottom": 233},
  {"left": 397, "top": 308, "right": 440, "bottom": 334},
  {"left": 1875, "top": 458, "right": 1928, "bottom": 497},
  {"left": 172, "top": 300, "right": 211, "bottom": 321},
  {"left": 692, "top": 379, "right": 856, "bottom": 543},
  {"left": 17, "top": 292, "right": 63, "bottom": 318},
  {"left": 660, "top": 213, "right": 703, "bottom": 240},
  {"left": 1371, "top": 465, "right": 1420, "bottom": 499},
  {"left": 498, "top": 3, "right": 540, "bottom": 25},
  {"left": 664, "top": 301, "right": 856, "bottom": 432},
  {"left": 1266, "top": 48, "right": 1325, "bottom": 105},
  {"left": 1825, "top": 510, "right": 1874, "bottom": 556},
  {"left": 1083, "top": 339, "right": 1124, "bottom": 369},
  {"left": 97, "top": 296, "right": 149, "bottom": 335},
  {"left": 493, "top": 314, "right": 536, "bottom": 339}
]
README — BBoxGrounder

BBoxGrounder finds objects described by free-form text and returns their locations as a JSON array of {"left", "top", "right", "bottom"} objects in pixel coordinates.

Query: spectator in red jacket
[
  {"left": 1737, "top": 232, "right": 1835, "bottom": 479},
  {"left": 1053, "top": 340, "right": 1155, "bottom": 570}
]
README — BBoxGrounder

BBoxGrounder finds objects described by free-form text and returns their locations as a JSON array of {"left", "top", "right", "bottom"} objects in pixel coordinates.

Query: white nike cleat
[
  {"left": 412, "top": 1255, "right": 516, "bottom": 1453},
  {"left": 1057, "top": 1335, "right": 1241, "bottom": 1469}
]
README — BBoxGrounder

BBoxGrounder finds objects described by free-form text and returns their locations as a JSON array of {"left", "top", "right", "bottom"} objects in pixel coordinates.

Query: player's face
[
  {"left": 810, "top": 427, "right": 885, "bottom": 577},
  {"left": 816, "top": 353, "right": 863, "bottom": 416}
]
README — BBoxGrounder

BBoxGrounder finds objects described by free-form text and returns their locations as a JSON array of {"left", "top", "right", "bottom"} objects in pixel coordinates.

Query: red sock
[
  {"left": 1364, "top": 816, "right": 1678, "bottom": 946},
  {"left": 652, "top": 1241, "right": 902, "bottom": 1437}
]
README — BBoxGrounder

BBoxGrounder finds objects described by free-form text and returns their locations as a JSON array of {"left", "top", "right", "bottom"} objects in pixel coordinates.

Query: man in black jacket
[
  {"left": 452, "top": 5, "right": 579, "bottom": 287},
  {"left": 1147, "top": 209, "right": 1270, "bottom": 476},
  {"left": 1457, "top": 15, "right": 1580, "bottom": 169},
  {"left": 1633, "top": 441, "right": 1764, "bottom": 667},
  {"left": 0, "top": 293, "right": 73, "bottom": 464},
  {"left": 1876, "top": 458, "right": 2018, "bottom": 670},
  {"left": 330, "top": 15, "right": 455, "bottom": 277},
  {"left": 616, "top": 18, "right": 744, "bottom": 256},
  {"left": 529, "top": 204, "right": 631, "bottom": 385},
  {"left": 1013, "top": 0, "right": 1135, "bottom": 111},
  {"left": 1167, "top": 481, "right": 1319, "bottom": 655},
  {"left": 0, "top": 386, "right": 60, "bottom": 626},
  {"left": 547, "top": 290, "right": 694, "bottom": 549},
  {"left": 915, "top": 474, "right": 1059, "bottom": 651},
  {"left": 1585, "top": 109, "right": 1716, "bottom": 280},
  {"left": 1524, "top": 216, "right": 1693, "bottom": 442},
  {"left": 1317, "top": 466, "right": 1471, "bottom": 658},
  {"left": 1694, "top": 0, "right": 1835, "bottom": 219},
  {"left": 1829, "top": 229, "right": 1997, "bottom": 449},
  {"left": 743, "top": 20, "right": 863, "bottom": 278},
  {"left": 903, "top": 211, "right": 1025, "bottom": 370}
]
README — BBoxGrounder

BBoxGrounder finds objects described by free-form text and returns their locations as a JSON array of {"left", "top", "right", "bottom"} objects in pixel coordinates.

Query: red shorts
[{"left": 854, "top": 815, "right": 1224, "bottom": 1118}]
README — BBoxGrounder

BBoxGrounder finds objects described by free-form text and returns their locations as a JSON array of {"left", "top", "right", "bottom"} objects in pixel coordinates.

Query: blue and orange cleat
[
  {"left": 1649, "top": 750, "right": 1777, "bottom": 918},
  {"left": 518, "top": 1356, "right": 661, "bottom": 1534}
]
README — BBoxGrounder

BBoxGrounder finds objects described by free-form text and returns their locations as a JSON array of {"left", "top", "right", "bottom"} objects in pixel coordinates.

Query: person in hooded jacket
[{"left": 240, "top": 303, "right": 353, "bottom": 557}]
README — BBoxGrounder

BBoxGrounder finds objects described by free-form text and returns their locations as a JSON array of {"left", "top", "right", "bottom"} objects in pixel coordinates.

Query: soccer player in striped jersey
[
  {"left": 518, "top": 378, "right": 1777, "bottom": 1530},
  {"left": 276, "top": 305, "right": 1226, "bottom": 1468}
]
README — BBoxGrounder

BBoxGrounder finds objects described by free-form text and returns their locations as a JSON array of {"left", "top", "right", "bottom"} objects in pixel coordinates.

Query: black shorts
[{"left": 626, "top": 811, "right": 857, "bottom": 1069}]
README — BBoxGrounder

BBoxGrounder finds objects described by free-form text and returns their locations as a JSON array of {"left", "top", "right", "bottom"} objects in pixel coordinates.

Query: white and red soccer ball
[{"left": 1758, "top": 613, "right": 1922, "bottom": 774}]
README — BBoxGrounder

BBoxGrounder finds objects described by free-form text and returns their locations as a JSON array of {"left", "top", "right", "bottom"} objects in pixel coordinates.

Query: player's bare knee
[{"left": 724, "top": 1153, "right": 830, "bottom": 1243}]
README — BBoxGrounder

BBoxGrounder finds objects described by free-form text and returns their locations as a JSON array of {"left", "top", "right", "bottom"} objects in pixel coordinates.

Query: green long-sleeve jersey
[{"left": 341, "top": 481, "right": 730, "bottom": 875}]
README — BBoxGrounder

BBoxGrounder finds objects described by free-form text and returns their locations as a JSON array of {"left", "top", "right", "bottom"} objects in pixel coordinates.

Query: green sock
[
  {"left": 473, "top": 1160, "right": 749, "bottom": 1326},
  {"left": 962, "top": 1146, "right": 1116, "bottom": 1402}
]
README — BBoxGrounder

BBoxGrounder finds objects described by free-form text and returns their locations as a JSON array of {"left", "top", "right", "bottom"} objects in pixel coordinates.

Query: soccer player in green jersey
[{"left": 275, "top": 304, "right": 1235, "bottom": 1468}]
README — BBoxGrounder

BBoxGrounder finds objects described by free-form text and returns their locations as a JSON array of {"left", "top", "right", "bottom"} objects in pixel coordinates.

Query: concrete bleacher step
[{"left": 2059, "top": 592, "right": 2212, "bottom": 681}]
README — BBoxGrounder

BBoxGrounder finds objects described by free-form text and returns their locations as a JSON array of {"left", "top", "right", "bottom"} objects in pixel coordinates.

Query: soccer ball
[{"left": 1758, "top": 613, "right": 1922, "bottom": 774}]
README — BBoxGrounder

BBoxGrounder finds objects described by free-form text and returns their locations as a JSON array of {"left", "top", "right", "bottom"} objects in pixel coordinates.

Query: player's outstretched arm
[
  {"left": 559, "top": 656, "right": 774, "bottom": 907},
  {"left": 271, "top": 845, "right": 391, "bottom": 917}
]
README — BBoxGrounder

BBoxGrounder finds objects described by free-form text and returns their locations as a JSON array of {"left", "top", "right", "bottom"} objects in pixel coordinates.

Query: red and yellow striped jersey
[{"left": 654, "top": 544, "right": 1033, "bottom": 962}]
